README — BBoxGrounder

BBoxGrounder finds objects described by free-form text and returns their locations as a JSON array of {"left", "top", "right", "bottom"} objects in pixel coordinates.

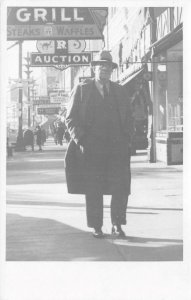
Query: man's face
[{"left": 94, "top": 62, "right": 113, "bottom": 83}]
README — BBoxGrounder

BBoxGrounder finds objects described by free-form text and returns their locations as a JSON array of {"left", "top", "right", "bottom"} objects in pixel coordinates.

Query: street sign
[
  {"left": 30, "top": 52, "right": 92, "bottom": 67},
  {"left": 7, "top": 7, "right": 108, "bottom": 40},
  {"left": 33, "top": 100, "right": 50, "bottom": 105},
  {"left": 33, "top": 96, "right": 50, "bottom": 105},
  {"left": 79, "top": 76, "right": 94, "bottom": 82},
  {"left": 39, "top": 96, "right": 50, "bottom": 100},
  {"left": 38, "top": 104, "right": 60, "bottom": 108},
  {"left": 49, "top": 91, "right": 69, "bottom": 103},
  {"left": 37, "top": 107, "right": 60, "bottom": 115}
]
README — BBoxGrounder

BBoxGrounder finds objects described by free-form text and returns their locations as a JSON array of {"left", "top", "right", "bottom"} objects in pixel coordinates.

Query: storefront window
[
  {"left": 173, "top": 7, "right": 183, "bottom": 28},
  {"left": 156, "top": 42, "right": 183, "bottom": 133},
  {"left": 167, "top": 42, "right": 183, "bottom": 132},
  {"left": 167, "top": 97, "right": 183, "bottom": 131},
  {"left": 156, "top": 56, "right": 167, "bottom": 131},
  {"left": 156, "top": 8, "right": 171, "bottom": 40}
]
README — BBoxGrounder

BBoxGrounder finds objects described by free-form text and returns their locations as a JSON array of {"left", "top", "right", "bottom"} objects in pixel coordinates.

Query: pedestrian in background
[
  {"left": 23, "top": 128, "right": 34, "bottom": 151},
  {"left": 65, "top": 50, "right": 134, "bottom": 238},
  {"left": 52, "top": 124, "right": 58, "bottom": 145},
  {"left": 41, "top": 128, "right": 47, "bottom": 146},
  {"left": 56, "top": 122, "right": 65, "bottom": 145},
  {"left": 34, "top": 125, "right": 43, "bottom": 151}
]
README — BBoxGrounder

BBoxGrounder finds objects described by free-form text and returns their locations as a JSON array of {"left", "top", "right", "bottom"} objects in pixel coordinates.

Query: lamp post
[
  {"left": 15, "top": 41, "right": 25, "bottom": 151},
  {"left": 24, "top": 52, "right": 33, "bottom": 128},
  {"left": 30, "top": 84, "right": 38, "bottom": 127}
]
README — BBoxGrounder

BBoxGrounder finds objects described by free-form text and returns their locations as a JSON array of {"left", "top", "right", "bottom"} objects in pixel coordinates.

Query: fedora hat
[{"left": 91, "top": 50, "right": 118, "bottom": 69}]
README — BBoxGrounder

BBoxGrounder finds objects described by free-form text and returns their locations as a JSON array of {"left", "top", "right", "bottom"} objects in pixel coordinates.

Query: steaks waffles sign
[{"left": 7, "top": 7, "right": 108, "bottom": 40}]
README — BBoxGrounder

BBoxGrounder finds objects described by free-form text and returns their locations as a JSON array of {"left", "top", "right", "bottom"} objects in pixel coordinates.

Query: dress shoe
[
  {"left": 93, "top": 228, "right": 104, "bottom": 238},
  {"left": 111, "top": 225, "right": 126, "bottom": 238}
]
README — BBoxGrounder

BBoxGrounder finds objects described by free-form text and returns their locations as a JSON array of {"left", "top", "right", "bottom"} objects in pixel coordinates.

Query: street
[{"left": 6, "top": 138, "right": 183, "bottom": 261}]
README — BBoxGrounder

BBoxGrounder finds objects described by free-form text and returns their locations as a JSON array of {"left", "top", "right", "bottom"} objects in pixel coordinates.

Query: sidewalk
[{"left": 6, "top": 139, "right": 183, "bottom": 261}]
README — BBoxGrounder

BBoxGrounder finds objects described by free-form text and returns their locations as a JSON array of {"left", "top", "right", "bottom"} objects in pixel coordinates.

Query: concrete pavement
[{"left": 6, "top": 138, "right": 183, "bottom": 261}]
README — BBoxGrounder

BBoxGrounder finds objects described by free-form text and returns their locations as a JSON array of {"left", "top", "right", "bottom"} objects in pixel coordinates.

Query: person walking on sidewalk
[
  {"left": 34, "top": 125, "right": 43, "bottom": 151},
  {"left": 65, "top": 50, "right": 134, "bottom": 238},
  {"left": 23, "top": 128, "right": 34, "bottom": 151},
  {"left": 56, "top": 122, "right": 65, "bottom": 145}
]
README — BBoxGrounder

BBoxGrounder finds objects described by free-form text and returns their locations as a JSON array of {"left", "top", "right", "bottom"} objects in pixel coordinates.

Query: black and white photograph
[{"left": 0, "top": 1, "right": 190, "bottom": 299}]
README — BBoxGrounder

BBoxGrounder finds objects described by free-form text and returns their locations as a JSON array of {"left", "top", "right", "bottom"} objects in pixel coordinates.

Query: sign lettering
[
  {"left": 36, "top": 39, "right": 86, "bottom": 54},
  {"left": 37, "top": 107, "right": 60, "bottom": 115},
  {"left": 49, "top": 91, "right": 69, "bottom": 103},
  {"left": 31, "top": 52, "right": 92, "bottom": 66},
  {"left": 7, "top": 7, "right": 108, "bottom": 40},
  {"left": 15, "top": 8, "right": 85, "bottom": 23},
  {"left": 33, "top": 100, "right": 50, "bottom": 105}
]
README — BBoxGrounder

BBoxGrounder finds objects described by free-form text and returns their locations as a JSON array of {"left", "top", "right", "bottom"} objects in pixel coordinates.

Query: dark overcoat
[
  {"left": 35, "top": 128, "right": 42, "bottom": 146},
  {"left": 65, "top": 79, "right": 134, "bottom": 195},
  {"left": 23, "top": 129, "right": 34, "bottom": 146}
]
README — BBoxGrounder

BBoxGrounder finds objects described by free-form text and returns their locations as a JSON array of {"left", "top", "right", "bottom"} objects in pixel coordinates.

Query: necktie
[{"left": 103, "top": 84, "right": 108, "bottom": 98}]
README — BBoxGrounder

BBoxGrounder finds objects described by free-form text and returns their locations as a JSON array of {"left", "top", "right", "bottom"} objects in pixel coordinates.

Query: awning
[
  {"left": 120, "top": 67, "right": 144, "bottom": 86},
  {"left": 150, "top": 23, "right": 183, "bottom": 56}
]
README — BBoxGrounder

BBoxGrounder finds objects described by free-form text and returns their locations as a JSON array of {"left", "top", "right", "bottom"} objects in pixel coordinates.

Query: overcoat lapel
[
  {"left": 79, "top": 80, "right": 94, "bottom": 121},
  {"left": 79, "top": 79, "right": 127, "bottom": 127},
  {"left": 79, "top": 80, "right": 127, "bottom": 130}
]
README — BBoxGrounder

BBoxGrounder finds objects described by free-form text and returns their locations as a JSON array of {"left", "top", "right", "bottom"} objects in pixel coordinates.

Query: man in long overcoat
[{"left": 65, "top": 50, "right": 134, "bottom": 238}]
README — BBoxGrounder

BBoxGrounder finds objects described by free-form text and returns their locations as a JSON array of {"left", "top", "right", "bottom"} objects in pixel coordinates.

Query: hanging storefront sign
[
  {"left": 68, "top": 40, "right": 86, "bottom": 53},
  {"left": 36, "top": 39, "right": 86, "bottom": 54},
  {"left": 30, "top": 52, "right": 92, "bottom": 67},
  {"left": 33, "top": 96, "right": 51, "bottom": 105},
  {"left": 33, "top": 99, "right": 50, "bottom": 105},
  {"left": 49, "top": 91, "right": 69, "bottom": 103},
  {"left": 7, "top": 7, "right": 108, "bottom": 40},
  {"left": 36, "top": 40, "right": 57, "bottom": 54},
  {"left": 79, "top": 76, "right": 94, "bottom": 82},
  {"left": 37, "top": 107, "right": 60, "bottom": 115},
  {"left": 38, "top": 104, "right": 60, "bottom": 108}
]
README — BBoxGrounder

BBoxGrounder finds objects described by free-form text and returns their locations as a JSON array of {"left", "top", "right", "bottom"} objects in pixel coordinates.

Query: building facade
[
  {"left": 28, "top": 6, "right": 183, "bottom": 165},
  {"left": 104, "top": 6, "right": 183, "bottom": 164}
]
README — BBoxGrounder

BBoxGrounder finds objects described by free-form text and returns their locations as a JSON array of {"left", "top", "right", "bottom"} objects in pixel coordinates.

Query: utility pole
[
  {"left": 24, "top": 52, "right": 33, "bottom": 128},
  {"left": 15, "top": 40, "right": 25, "bottom": 152},
  {"left": 31, "top": 85, "right": 38, "bottom": 127}
]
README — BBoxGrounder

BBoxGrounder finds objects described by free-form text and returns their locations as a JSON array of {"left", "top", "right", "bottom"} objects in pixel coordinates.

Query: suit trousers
[
  {"left": 85, "top": 138, "right": 128, "bottom": 229},
  {"left": 85, "top": 193, "right": 128, "bottom": 229}
]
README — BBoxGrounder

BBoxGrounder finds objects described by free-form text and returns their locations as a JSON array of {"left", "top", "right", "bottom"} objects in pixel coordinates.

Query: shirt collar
[{"left": 95, "top": 79, "right": 110, "bottom": 92}]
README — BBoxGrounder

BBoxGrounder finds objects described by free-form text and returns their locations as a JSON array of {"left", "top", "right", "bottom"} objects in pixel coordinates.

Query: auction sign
[
  {"left": 30, "top": 52, "right": 92, "bottom": 67},
  {"left": 7, "top": 7, "right": 108, "bottom": 40}
]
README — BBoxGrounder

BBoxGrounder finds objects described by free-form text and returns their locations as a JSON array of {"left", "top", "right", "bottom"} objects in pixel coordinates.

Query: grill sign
[
  {"left": 31, "top": 52, "right": 91, "bottom": 66},
  {"left": 7, "top": 7, "right": 108, "bottom": 40}
]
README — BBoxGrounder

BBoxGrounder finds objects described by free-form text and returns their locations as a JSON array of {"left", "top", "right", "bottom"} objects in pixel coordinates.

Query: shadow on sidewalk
[
  {"left": 6, "top": 200, "right": 183, "bottom": 212},
  {"left": 6, "top": 213, "right": 183, "bottom": 262}
]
